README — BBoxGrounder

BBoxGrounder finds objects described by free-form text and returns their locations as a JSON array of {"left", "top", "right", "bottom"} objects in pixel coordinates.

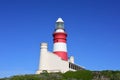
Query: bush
[{"left": 63, "top": 70, "right": 93, "bottom": 80}]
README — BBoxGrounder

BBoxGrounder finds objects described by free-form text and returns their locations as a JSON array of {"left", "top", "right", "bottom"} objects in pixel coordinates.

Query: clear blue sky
[{"left": 0, "top": 0, "right": 120, "bottom": 78}]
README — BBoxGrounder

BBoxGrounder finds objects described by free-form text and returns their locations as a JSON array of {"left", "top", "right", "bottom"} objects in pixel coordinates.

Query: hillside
[{"left": 1, "top": 70, "right": 120, "bottom": 80}]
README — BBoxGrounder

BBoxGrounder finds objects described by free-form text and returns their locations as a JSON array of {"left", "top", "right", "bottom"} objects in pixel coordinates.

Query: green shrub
[{"left": 63, "top": 70, "right": 93, "bottom": 80}]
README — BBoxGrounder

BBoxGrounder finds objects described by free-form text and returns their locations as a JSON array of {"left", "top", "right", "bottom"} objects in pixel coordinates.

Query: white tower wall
[
  {"left": 69, "top": 56, "right": 74, "bottom": 63},
  {"left": 36, "top": 43, "right": 49, "bottom": 74}
]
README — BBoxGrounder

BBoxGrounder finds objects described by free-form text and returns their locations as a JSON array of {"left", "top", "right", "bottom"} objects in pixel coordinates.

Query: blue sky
[{"left": 0, "top": 0, "right": 120, "bottom": 78}]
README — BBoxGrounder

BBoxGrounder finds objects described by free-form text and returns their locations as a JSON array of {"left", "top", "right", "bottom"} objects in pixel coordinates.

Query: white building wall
[
  {"left": 45, "top": 52, "right": 69, "bottom": 73},
  {"left": 36, "top": 43, "right": 69, "bottom": 74}
]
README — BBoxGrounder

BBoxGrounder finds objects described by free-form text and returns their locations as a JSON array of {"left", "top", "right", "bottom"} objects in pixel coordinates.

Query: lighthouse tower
[
  {"left": 53, "top": 18, "right": 68, "bottom": 61},
  {"left": 36, "top": 18, "right": 85, "bottom": 74}
]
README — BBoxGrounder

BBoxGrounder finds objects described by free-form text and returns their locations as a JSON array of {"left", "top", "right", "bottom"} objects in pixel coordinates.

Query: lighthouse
[
  {"left": 36, "top": 18, "right": 84, "bottom": 74},
  {"left": 53, "top": 18, "right": 68, "bottom": 61}
]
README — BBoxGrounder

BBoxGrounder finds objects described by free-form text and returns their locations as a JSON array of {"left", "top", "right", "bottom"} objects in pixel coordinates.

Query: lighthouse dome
[{"left": 56, "top": 18, "right": 64, "bottom": 29}]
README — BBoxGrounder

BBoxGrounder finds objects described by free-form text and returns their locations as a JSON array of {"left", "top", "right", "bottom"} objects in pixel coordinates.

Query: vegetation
[
  {"left": 64, "top": 70, "right": 93, "bottom": 80},
  {"left": 1, "top": 70, "right": 120, "bottom": 80}
]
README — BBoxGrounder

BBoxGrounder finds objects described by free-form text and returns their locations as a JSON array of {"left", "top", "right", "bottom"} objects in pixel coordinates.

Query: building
[{"left": 36, "top": 18, "right": 84, "bottom": 74}]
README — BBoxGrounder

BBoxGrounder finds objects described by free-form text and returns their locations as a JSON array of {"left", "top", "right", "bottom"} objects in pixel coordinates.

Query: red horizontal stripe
[
  {"left": 54, "top": 40, "right": 66, "bottom": 43},
  {"left": 53, "top": 32, "right": 67, "bottom": 43},
  {"left": 53, "top": 32, "right": 67, "bottom": 37},
  {"left": 54, "top": 51, "right": 68, "bottom": 61}
]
